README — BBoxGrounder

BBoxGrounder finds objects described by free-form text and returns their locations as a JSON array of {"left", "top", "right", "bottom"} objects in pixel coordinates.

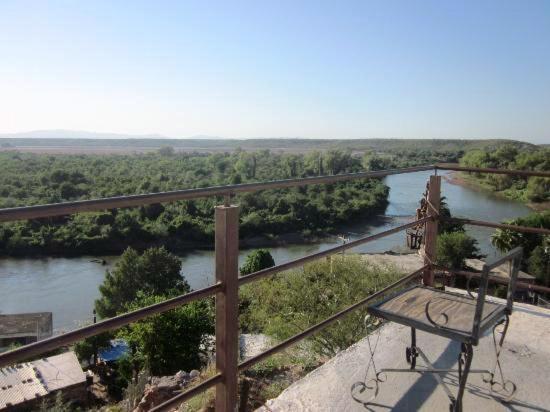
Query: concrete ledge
[{"left": 260, "top": 293, "right": 550, "bottom": 411}]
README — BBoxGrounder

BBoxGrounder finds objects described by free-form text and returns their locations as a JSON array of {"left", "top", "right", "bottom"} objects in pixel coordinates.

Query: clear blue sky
[{"left": 1, "top": 1, "right": 549, "bottom": 143}]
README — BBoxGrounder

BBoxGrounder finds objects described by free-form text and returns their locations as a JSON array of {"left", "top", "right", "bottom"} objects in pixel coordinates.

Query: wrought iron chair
[{"left": 352, "top": 247, "right": 522, "bottom": 412}]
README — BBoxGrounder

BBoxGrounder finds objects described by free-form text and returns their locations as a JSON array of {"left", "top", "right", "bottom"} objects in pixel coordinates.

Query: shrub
[
  {"left": 117, "top": 293, "right": 214, "bottom": 376},
  {"left": 528, "top": 243, "right": 550, "bottom": 287},
  {"left": 526, "top": 177, "right": 550, "bottom": 202},
  {"left": 240, "top": 255, "right": 404, "bottom": 357},
  {"left": 436, "top": 232, "right": 481, "bottom": 269},
  {"left": 95, "top": 246, "right": 188, "bottom": 318},
  {"left": 240, "top": 249, "right": 275, "bottom": 275}
]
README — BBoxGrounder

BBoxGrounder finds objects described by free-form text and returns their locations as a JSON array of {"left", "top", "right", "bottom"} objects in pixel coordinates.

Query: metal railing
[{"left": 0, "top": 163, "right": 548, "bottom": 411}]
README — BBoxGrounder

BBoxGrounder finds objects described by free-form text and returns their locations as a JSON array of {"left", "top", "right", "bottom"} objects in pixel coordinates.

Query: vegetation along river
[{"left": 0, "top": 170, "right": 531, "bottom": 331}]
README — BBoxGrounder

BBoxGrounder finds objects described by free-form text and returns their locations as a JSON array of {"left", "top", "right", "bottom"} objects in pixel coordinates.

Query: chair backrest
[{"left": 471, "top": 247, "right": 523, "bottom": 342}]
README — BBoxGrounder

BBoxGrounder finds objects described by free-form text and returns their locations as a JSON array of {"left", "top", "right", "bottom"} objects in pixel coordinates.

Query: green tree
[
  {"left": 0, "top": 150, "right": 390, "bottom": 257},
  {"left": 74, "top": 331, "right": 111, "bottom": 365},
  {"left": 490, "top": 228, "right": 520, "bottom": 254},
  {"left": 490, "top": 211, "right": 550, "bottom": 289},
  {"left": 459, "top": 147, "right": 549, "bottom": 203},
  {"left": 528, "top": 242, "right": 550, "bottom": 287},
  {"left": 438, "top": 196, "right": 464, "bottom": 234},
  {"left": 526, "top": 177, "right": 550, "bottom": 202},
  {"left": 460, "top": 150, "right": 491, "bottom": 170},
  {"left": 117, "top": 292, "right": 214, "bottom": 376},
  {"left": 436, "top": 232, "right": 481, "bottom": 269},
  {"left": 240, "top": 249, "right": 275, "bottom": 275},
  {"left": 158, "top": 146, "right": 175, "bottom": 156},
  {"left": 59, "top": 182, "right": 82, "bottom": 199},
  {"left": 494, "top": 144, "right": 518, "bottom": 167},
  {"left": 491, "top": 211, "right": 550, "bottom": 257},
  {"left": 95, "top": 247, "right": 188, "bottom": 318}
]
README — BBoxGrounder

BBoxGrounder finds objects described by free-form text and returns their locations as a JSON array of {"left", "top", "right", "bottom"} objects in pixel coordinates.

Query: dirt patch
[
  {"left": 361, "top": 252, "right": 424, "bottom": 275},
  {"left": 527, "top": 200, "right": 550, "bottom": 212}
]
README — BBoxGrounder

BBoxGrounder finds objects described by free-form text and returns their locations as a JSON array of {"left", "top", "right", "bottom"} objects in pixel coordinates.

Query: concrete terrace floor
[{"left": 260, "top": 292, "right": 550, "bottom": 411}]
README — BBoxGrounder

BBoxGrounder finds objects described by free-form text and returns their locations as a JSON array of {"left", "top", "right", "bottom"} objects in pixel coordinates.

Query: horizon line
[{"left": 0, "top": 129, "right": 540, "bottom": 144}]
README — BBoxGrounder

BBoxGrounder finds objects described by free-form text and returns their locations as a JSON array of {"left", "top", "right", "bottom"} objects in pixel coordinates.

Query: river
[{"left": 0, "top": 171, "right": 531, "bottom": 332}]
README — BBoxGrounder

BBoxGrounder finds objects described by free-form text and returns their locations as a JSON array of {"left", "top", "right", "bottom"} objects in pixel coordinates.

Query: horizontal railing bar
[
  {"left": 150, "top": 373, "right": 222, "bottom": 412},
  {"left": 435, "top": 163, "right": 550, "bottom": 178},
  {"left": 239, "top": 217, "right": 432, "bottom": 286},
  {"left": 238, "top": 265, "right": 427, "bottom": 372},
  {"left": 0, "top": 165, "right": 433, "bottom": 223},
  {"left": 447, "top": 217, "right": 550, "bottom": 235},
  {"left": 441, "top": 267, "right": 550, "bottom": 295},
  {"left": 484, "top": 246, "right": 523, "bottom": 270},
  {"left": 0, "top": 283, "right": 222, "bottom": 368},
  {"left": 379, "top": 367, "right": 489, "bottom": 374}
]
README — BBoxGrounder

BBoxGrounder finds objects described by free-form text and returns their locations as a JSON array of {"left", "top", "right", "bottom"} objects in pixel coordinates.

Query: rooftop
[
  {"left": 0, "top": 351, "right": 85, "bottom": 410},
  {"left": 0, "top": 313, "right": 53, "bottom": 339},
  {"left": 261, "top": 292, "right": 550, "bottom": 411},
  {"left": 464, "top": 259, "right": 536, "bottom": 283}
]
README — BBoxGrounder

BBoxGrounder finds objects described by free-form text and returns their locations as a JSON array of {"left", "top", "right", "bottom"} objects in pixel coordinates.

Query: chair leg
[
  {"left": 350, "top": 317, "right": 387, "bottom": 407},
  {"left": 452, "top": 343, "right": 473, "bottom": 412},
  {"left": 406, "top": 327, "right": 418, "bottom": 370},
  {"left": 483, "top": 315, "right": 516, "bottom": 401}
]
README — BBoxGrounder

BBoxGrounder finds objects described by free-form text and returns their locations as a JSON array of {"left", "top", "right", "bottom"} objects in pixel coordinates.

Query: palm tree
[
  {"left": 438, "top": 196, "right": 464, "bottom": 234},
  {"left": 490, "top": 228, "right": 521, "bottom": 253}
]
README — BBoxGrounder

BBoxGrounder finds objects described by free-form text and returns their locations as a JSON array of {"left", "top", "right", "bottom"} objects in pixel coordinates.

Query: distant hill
[
  {"left": 0, "top": 130, "right": 538, "bottom": 154},
  {"left": 0, "top": 129, "right": 169, "bottom": 140}
]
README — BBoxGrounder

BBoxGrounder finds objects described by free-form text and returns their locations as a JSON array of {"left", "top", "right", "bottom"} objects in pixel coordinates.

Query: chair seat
[{"left": 368, "top": 285, "right": 507, "bottom": 343}]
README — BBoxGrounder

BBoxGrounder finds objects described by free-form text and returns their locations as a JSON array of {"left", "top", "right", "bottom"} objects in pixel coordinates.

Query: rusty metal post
[
  {"left": 215, "top": 204, "right": 240, "bottom": 412},
  {"left": 423, "top": 175, "right": 441, "bottom": 286}
]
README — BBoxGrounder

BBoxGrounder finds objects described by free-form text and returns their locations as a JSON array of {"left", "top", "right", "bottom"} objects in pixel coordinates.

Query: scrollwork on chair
[{"left": 425, "top": 299, "right": 450, "bottom": 328}]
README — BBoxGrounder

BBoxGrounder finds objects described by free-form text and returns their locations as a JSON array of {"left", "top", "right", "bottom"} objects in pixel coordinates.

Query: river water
[{"left": 0, "top": 171, "right": 531, "bottom": 331}]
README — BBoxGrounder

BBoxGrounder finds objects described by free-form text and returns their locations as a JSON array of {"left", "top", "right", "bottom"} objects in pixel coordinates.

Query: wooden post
[
  {"left": 215, "top": 204, "right": 240, "bottom": 412},
  {"left": 423, "top": 175, "right": 441, "bottom": 286}
]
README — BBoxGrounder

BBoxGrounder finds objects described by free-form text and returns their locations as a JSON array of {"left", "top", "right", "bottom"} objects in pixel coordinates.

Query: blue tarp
[{"left": 98, "top": 339, "right": 129, "bottom": 362}]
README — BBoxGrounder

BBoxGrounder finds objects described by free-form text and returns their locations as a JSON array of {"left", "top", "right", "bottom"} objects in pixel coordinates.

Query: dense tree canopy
[
  {"left": 362, "top": 149, "right": 461, "bottom": 171},
  {"left": 528, "top": 239, "right": 549, "bottom": 287},
  {"left": 95, "top": 246, "right": 188, "bottom": 318},
  {"left": 491, "top": 211, "right": 550, "bottom": 286},
  {"left": 90, "top": 246, "right": 213, "bottom": 378},
  {"left": 117, "top": 292, "right": 213, "bottom": 376},
  {"left": 240, "top": 249, "right": 275, "bottom": 275},
  {"left": 0, "top": 150, "right": 391, "bottom": 256},
  {"left": 491, "top": 211, "right": 549, "bottom": 257},
  {"left": 435, "top": 196, "right": 480, "bottom": 268},
  {"left": 438, "top": 196, "right": 465, "bottom": 234},
  {"left": 460, "top": 146, "right": 549, "bottom": 203},
  {"left": 436, "top": 232, "right": 482, "bottom": 269}
]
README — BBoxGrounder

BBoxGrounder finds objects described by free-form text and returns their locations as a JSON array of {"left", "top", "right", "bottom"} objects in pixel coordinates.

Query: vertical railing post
[
  {"left": 215, "top": 204, "right": 240, "bottom": 412},
  {"left": 423, "top": 174, "right": 441, "bottom": 286}
]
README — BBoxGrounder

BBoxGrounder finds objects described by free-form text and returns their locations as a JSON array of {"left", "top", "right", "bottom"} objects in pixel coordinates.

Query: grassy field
[{"left": 0, "top": 136, "right": 537, "bottom": 155}]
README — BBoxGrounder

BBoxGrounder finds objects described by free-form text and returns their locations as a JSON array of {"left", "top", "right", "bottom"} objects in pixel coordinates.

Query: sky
[{"left": 1, "top": 1, "right": 549, "bottom": 143}]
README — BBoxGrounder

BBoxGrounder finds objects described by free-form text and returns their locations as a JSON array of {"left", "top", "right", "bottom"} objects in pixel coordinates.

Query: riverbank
[
  {"left": 0, "top": 212, "right": 396, "bottom": 259},
  {"left": 2, "top": 169, "right": 533, "bottom": 331},
  {"left": 444, "top": 171, "right": 549, "bottom": 212},
  {"left": 0, "top": 231, "right": 326, "bottom": 259},
  {"left": 0, "top": 232, "right": 324, "bottom": 259}
]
